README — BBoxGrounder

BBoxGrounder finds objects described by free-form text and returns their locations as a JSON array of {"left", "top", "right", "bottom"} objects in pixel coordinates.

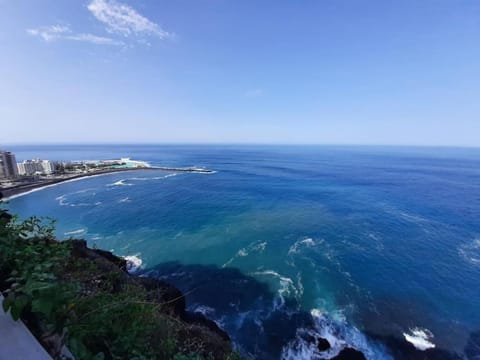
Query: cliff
[{"left": 0, "top": 211, "right": 238, "bottom": 360}]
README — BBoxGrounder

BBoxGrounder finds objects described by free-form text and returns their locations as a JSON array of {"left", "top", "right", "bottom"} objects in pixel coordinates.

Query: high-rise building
[
  {"left": 0, "top": 151, "right": 19, "bottom": 179},
  {"left": 17, "top": 159, "right": 55, "bottom": 176},
  {"left": 40, "top": 160, "right": 55, "bottom": 175}
]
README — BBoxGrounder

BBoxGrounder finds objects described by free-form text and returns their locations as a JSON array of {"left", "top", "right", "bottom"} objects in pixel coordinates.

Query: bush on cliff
[{"left": 0, "top": 210, "right": 238, "bottom": 360}]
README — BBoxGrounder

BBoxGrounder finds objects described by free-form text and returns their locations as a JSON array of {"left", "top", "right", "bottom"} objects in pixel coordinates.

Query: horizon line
[{"left": 1, "top": 142, "right": 480, "bottom": 149}]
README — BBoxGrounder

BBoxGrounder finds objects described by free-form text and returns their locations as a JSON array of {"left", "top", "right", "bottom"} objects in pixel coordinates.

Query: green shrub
[{"left": 0, "top": 211, "right": 240, "bottom": 359}]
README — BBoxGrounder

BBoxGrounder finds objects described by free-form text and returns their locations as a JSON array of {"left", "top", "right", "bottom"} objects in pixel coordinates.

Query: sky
[{"left": 1, "top": 0, "right": 479, "bottom": 146}]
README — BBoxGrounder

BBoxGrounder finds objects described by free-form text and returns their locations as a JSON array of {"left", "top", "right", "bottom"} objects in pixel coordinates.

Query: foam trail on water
[
  {"left": 458, "top": 238, "right": 480, "bottom": 266},
  {"left": 64, "top": 228, "right": 87, "bottom": 236},
  {"left": 56, "top": 194, "right": 68, "bottom": 206},
  {"left": 56, "top": 188, "right": 101, "bottom": 207},
  {"left": 129, "top": 173, "right": 178, "bottom": 181},
  {"left": 250, "top": 270, "right": 300, "bottom": 308},
  {"left": 107, "top": 179, "right": 132, "bottom": 187},
  {"left": 222, "top": 241, "right": 268, "bottom": 268},
  {"left": 288, "top": 237, "right": 318, "bottom": 255}
]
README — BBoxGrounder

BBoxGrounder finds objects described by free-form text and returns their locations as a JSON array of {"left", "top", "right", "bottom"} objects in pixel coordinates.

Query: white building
[
  {"left": 17, "top": 159, "right": 55, "bottom": 176},
  {"left": 17, "top": 162, "right": 26, "bottom": 175},
  {"left": 40, "top": 160, "right": 55, "bottom": 174}
]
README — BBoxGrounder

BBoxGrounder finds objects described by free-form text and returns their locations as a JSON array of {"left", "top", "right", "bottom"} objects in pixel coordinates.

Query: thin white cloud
[
  {"left": 87, "top": 0, "right": 172, "bottom": 40},
  {"left": 67, "top": 33, "right": 122, "bottom": 45},
  {"left": 245, "top": 89, "right": 264, "bottom": 97},
  {"left": 27, "top": 25, "right": 122, "bottom": 46},
  {"left": 26, "top": 25, "right": 70, "bottom": 42}
]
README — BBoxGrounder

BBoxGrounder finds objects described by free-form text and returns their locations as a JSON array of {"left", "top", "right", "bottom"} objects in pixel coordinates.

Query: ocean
[{"left": 5, "top": 145, "right": 480, "bottom": 359}]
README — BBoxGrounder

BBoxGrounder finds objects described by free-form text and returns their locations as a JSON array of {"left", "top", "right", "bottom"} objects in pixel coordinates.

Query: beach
[{"left": 0, "top": 166, "right": 214, "bottom": 201}]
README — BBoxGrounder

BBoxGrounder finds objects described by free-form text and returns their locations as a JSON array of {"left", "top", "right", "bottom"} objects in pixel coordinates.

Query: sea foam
[
  {"left": 124, "top": 255, "right": 143, "bottom": 273},
  {"left": 250, "top": 270, "right": 300, "bottom": 309},
  {"left": 56, "top": 189, "right": 101, "bottom": 207},
  {"left": 282, "top": 308, "right": 392, "bottom": 360},
  {"left": 222, "top": 241, "right": 268, "bottom": 268},
  {"left": 129, "top": 173, "right": 178, "bottom": 181},
  {"left": 288, "top": 237, "right": 318, "bottom": 255},
  {"left": 458, "top": 238, "right": 480, "bottom": 266},
  {"left": 64, "top": 228, "right": 87, "bottom": 236},
  {"left": 403, "top": 327, "right": 436, "bottom": 351},
  {"left": 108, "top": 179, "right": 132, "bottom": 187}
]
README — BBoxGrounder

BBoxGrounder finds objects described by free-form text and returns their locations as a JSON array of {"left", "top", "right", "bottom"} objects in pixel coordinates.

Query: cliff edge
[{"left": 0, "top": 211, "right": 238, "bottom": 360}]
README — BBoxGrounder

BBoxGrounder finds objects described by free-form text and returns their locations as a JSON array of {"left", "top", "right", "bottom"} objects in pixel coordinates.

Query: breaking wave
[
  {"left": 124, "top": 254, "right": 143, "bottom": 274},
  {"left": 403, "top": 327, "right": 436, "bottom": 351},
  {"left": 282, "top": 309, "right": 392, "bottom": 359}
]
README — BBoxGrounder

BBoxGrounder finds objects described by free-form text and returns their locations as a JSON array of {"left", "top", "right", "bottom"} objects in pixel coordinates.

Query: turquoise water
[{"left": 5, "top": 145, "right": 480, "bottom": 359}]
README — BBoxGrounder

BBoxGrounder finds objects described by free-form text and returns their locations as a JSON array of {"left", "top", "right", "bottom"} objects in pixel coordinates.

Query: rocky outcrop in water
[
  {"left": 332, "top": 347, "right": 367, "bottom": 360},
  {"left": 317, "top": 338, "right": 331, "bottom": 352}
]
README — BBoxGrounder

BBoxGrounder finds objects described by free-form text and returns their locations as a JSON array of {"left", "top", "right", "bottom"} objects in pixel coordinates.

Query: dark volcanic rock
[
  {"left": 184, "top": 311, "right": 230, "bottom": 342},
  {"left": 0, "top": 209, "right": 12, "bottom": 222},
  {"left": 317, "top": 338, "right": 331, "bottom": 352},
  {"left": 333, "top": 347, "right": 367, "bottom": 360},
  {"left": 136, "top": 276, "right": 186, "bottom": 316},
  {"left": 92, "top": 248, "right": 127, "bottom": 271},
  {"left": 70, "top": 240, "right": 126, "bottom": 273}
]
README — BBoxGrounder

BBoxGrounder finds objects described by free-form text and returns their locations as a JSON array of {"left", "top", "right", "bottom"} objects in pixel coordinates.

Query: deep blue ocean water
[{"left": 5, "top": 145, "right": 480, "bottom": 359}]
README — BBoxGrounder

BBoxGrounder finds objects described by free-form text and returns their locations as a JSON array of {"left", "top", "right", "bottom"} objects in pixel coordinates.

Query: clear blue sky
[{"left": 1, "top": 0, "right": 479, "bottom": 146}]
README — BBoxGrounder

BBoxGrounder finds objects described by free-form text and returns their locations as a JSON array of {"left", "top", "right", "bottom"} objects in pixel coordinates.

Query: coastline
[{"left": 1, "top": 166, "right": 215, "bottom": 201}]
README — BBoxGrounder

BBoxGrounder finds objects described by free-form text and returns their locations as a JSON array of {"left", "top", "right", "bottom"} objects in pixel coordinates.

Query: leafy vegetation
[{"left": 0, "top": 209, "right": 238, "bottom": 360}]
